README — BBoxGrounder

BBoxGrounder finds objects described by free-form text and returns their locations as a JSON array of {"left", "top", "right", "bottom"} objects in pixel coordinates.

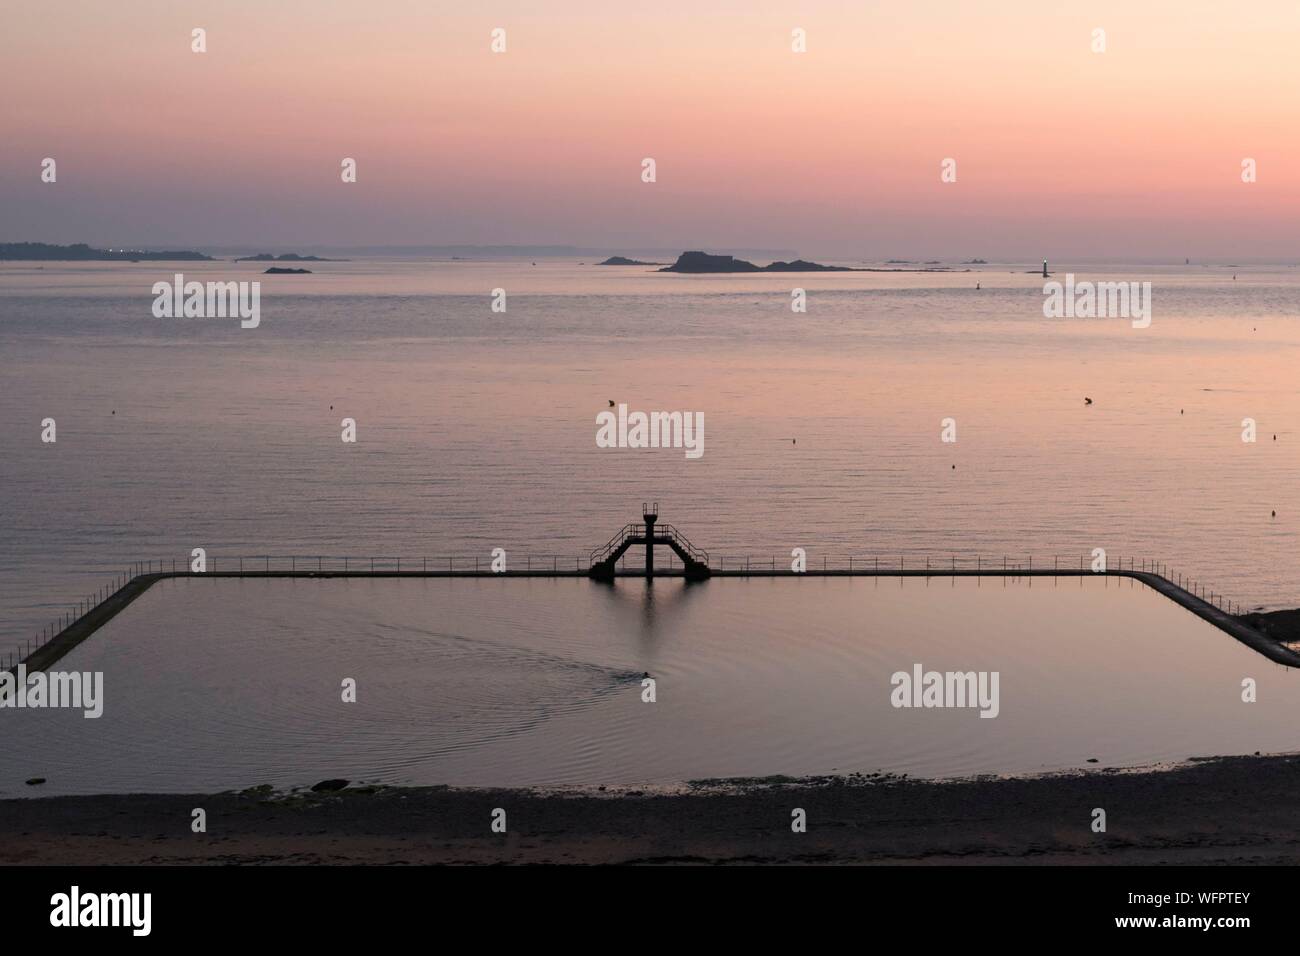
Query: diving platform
[{"left": 587, "top": 503, "right": 711, "bottom": 582}]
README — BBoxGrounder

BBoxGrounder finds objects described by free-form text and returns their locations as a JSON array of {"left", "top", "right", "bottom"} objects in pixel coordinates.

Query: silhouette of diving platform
[{"left": 588, "top": 502, "right": 711, "bottom": 582}]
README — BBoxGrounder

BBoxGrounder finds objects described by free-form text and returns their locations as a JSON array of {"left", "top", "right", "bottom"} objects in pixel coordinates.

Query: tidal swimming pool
[{"left": 3, "top": 576, "right": 1298, "bottom": 795}]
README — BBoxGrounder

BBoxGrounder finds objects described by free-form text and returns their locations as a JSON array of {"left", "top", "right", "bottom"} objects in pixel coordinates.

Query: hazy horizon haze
[{"left": 3, "top": 1, "right": 1299, "bottom": 258}]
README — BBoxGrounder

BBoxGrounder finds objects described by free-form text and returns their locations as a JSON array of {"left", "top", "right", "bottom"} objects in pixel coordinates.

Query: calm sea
[{"left": 2, "top": 258, "right": 1299, "bottom": 657}]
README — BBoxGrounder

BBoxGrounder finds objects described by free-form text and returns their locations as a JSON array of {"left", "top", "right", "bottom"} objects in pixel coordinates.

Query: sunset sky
[{"left": 3, "top": 0, "right": 1299, "bottom": 258}]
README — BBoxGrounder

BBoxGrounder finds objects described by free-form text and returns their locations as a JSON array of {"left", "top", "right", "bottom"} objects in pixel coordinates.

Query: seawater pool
[{"left": 3, "top": 575, "right": 1298, "bottom": 796}]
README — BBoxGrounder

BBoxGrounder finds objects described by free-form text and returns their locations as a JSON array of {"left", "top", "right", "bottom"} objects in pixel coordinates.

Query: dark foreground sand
[{"left": 4, "top": 754, "right": 1300, "bottom": 865}]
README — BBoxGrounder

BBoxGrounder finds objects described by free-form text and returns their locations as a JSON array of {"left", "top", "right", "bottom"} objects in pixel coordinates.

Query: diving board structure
[{"left": 587, "top": 503, "right": 711, "bottom": 581}]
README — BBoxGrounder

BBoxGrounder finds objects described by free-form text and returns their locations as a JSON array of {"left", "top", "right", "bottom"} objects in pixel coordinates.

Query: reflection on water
[
  {"left": 3, "top": 576, "right": 1298, "bottom": 796},
  {"left": 594, "top": 576, "right": 708, "bottom": 655}
]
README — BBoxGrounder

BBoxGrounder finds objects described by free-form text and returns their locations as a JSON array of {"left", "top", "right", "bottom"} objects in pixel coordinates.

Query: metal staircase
[{"left": 588, "top": 506, "right": 710, "bottom": 581}]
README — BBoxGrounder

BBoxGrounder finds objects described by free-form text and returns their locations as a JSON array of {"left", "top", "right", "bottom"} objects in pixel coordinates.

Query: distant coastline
[{"left": 0, "top": 242, "right": 212, "bottom": 262}]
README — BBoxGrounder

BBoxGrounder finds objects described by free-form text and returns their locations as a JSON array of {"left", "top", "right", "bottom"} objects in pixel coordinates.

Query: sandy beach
[{"left": 4, "top": 754, "right": 1298, "bottom": 865}]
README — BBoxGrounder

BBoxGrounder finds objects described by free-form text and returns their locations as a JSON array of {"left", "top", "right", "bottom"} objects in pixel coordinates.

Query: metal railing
[
  {"left": 588, "top": 523, "right": 709, "bottom": 565},
  {"left": 5, "top": 565, "right": 137, "bottom": 673},
  {"left": 3, "top": 551, "right": 1251, "bottom": 673},
  {"left": 656, "top": 525, "right": 710, "bottom": 564},
  {"left": 590, "top": 524, "right": 643, "bottom": 565},
  {"left": 703, "top": 553, "right": 1244, "bottom": 612}
]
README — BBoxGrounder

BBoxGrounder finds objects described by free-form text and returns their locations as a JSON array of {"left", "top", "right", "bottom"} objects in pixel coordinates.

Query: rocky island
[
  {"left": 660, "top": 251, "right": 855, "bottom": 273},
  {"left": 597, "top": 256, "right": 664, "bottom": 266},
  {"left": 659, "top": 251, "right": 955, "bottom": 273}
]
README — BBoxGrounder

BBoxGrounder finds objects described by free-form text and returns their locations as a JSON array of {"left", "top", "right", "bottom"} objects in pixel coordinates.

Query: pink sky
[{"left": 3, "top": 0, "right": 1299, "bottom": 257}]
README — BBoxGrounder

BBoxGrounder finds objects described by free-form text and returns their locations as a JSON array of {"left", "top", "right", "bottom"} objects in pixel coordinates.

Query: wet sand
[{"left": 3, "top": 754, "right": 1298, "bottom": 865}]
